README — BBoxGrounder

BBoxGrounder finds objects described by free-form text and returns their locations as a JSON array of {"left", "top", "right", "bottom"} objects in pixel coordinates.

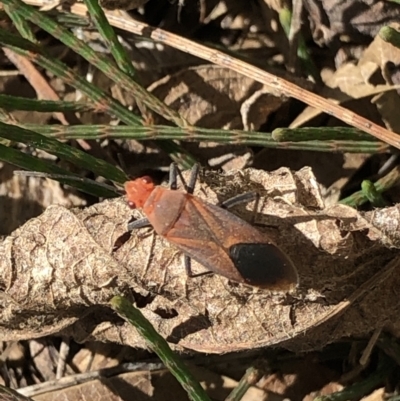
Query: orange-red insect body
[{"left": 125, "top": 165, "right": 298, "bottom": 291}]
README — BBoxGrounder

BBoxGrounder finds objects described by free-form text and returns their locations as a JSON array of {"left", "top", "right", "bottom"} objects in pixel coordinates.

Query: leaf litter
[
  {"left": 1, "top": 167, "right": 399, "bottom": 355},
  {"left": 3, "top": 0, "right": 400, "bottom": 399}
]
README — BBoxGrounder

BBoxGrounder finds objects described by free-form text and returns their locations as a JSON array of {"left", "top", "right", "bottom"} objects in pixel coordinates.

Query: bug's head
[{"left": 124, "top": 176, "right": 155, "bottom": 209}]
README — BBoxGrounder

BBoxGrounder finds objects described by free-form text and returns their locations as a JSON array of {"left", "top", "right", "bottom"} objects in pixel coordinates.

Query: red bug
[{"left": 125, "top": 164, "right": 298, "bottom": 291}]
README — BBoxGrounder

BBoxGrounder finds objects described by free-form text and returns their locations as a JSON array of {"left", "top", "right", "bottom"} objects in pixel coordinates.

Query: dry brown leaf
[
  {"left": 261, "top": 353, "right": 339, "bottom": 400},
  {"left": 0, "top": 163, "right": 86, "bottom": 235},
  {"left": 146, "top": 64, "right": 286, "bottom": 168},
  {"left": 362, "top": 22, "right": 400, "bottom": 133},
  {"left": 303, "top": 0, "right": 400, "bottom": 46},
  {"left": 72, "top": 342, "right": 123, "bottom": 372},
  {"left": 23, "top": 365, "right": 269, "bottom": 401},
  {"left": 1, "top": 167, "right": 399, "bottom": 353},
  {"left": 147, "top": 65, "right": 286, "bottom": 130},
  {"left": 292, "top": 22, "right": 400, "bottom": 129},
  {"left": 360, "top": 388, "right": 385, "bottom": 401},
  {"left": 32, "top": 370, "right": 180, "bottom": 401},
  {"left": 291, "top": 65, "right": 388, "bottom": 128},
  {"left": 29, "top": 340, "right": 58, "bottom": 381},
  {"left": 189, "top": 365, "right": 270, "bottom": 401}
]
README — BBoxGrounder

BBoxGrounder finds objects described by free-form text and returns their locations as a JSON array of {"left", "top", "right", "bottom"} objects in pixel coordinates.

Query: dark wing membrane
[
  {"left": 229, "top": 243, "right": 298, "bottom": 291},
  {"left": 164, "top": 196, "right": 298, "bottom": 290}
]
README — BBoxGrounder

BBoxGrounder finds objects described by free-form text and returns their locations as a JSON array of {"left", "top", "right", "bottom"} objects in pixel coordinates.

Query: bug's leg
[
  {"left": 184, "top": 255, "right": 213, "bottom": 278},
  {"left": 127, "top": 217, "right": 151, "bottom": 232},
  {"left": 169, "top": 162, "right": 179, "bottom": 190},
  {"left": 219, "top": 191, "right": 258, "bottom": 208},
  {"left": 219, "top": 192, "right": 260, "bottom": 224},
  {"left": 186, "top": 163, "right": 200, "bottom": 194},
  {"left": 169, "top": 162, "right": 200, "bottom": 194}
]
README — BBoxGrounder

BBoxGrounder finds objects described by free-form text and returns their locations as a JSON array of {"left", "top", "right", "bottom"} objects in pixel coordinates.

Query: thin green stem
[
  {"left": 111, "top": 296, "right": 211, "bottom": 401},
  {"left": 225, "top": 367, "right": 262, "bottom": 401},
  {"left": 3, "top": 0, "right": 187, "bottom": 128},
  {"left": 0, "top": 143, "right": 118, "bottom": 197},
  {"left": 20, "top": 123, "right": 389, "bottom": 154},
  {"left": 340, "top": 165, "right": 400, "bottom": 207},
  {"left": 3, "top": 3, "right": 36, "bottom": 42},
  {"left": 279, "top": 7, "right": 319, "bottom": 82},
  {"left": 272, "top": 127, "right": 377, "bottom": 142},
  {"left": 0, "top": 28, "right": 196, "bottom": 168},
  {"left": 0, "top": 28, "right": 141, "bottom": 125},
  {"left": 83, "top": 0, "right": 136, "bottom": 78},
  {"left": 361, "top": 180, "right": 386, "bottom": 207},
  {"left": 0, "top": 122, "right": 127, "bottom": 183},
  {"left": 0, "top": 94, "right": 92, "bottom": 112},
  {"left": 380, "top": 26, "right": 400, "bottom": 49}
]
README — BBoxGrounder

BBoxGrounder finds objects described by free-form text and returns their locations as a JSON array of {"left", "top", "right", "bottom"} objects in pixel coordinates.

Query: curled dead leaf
[
  {"left": 0, "top": 167, "right": 399, "bottom": 353},
  {"left": 147, "top": 65, "right": 286, "bottom": 130}
]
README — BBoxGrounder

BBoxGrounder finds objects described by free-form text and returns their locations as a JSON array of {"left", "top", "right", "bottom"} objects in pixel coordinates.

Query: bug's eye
[
  {"left": 141, "top": 176, "right": 153, "bottom": 184},
  {"left": 127, "top": 201, "right": 136, "bottom": 209}
]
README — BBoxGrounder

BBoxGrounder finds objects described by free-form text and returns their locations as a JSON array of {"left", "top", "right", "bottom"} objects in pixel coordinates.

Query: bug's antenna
[{"left": 186, "top": 164, "right": 199, "bottom": 194}]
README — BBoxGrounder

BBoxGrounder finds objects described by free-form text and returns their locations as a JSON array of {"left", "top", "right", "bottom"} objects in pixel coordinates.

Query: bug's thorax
[{"left": 143, "top": 186, "right": 188, "bottom": 236}]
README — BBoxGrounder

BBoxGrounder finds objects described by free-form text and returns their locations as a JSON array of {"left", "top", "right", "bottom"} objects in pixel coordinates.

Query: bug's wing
[
  {"left": 165, "top": 197, "right": 242, "bottom": 282},
  {"left": 165, "top": 196, "right": 298, "bottom": 291}
]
